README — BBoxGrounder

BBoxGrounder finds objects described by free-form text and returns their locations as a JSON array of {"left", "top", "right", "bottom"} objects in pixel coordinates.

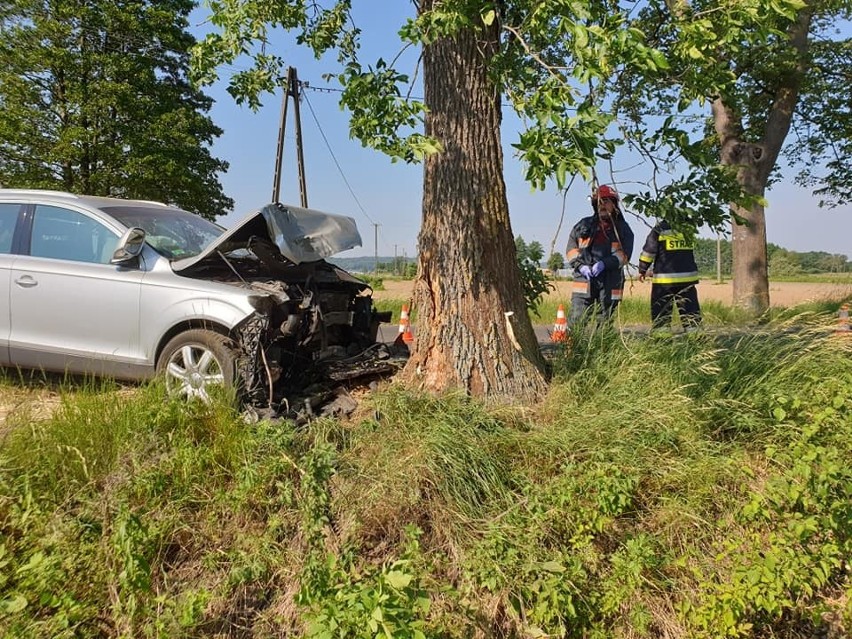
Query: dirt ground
[{"left": 374, "top": 278, "right": 852, "bottom": 308}]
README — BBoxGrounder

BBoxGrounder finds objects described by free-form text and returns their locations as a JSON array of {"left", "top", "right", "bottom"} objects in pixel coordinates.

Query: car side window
[
  {"left": 0, "top": 203, "right": 21, "bottom": 254},
  {"left": 31, "top": 205, "right": 119, "bottom": 264}
]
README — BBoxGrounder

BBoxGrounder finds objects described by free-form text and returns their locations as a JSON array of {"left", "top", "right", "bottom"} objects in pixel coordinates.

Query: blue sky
[{"left": 193, "top": 4, "right": 852, "bottom": 260}]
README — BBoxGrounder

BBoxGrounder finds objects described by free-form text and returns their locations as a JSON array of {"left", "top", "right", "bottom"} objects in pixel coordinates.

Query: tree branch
[{"left": 760, "top": 4, "right": 815, "bottom": 174}]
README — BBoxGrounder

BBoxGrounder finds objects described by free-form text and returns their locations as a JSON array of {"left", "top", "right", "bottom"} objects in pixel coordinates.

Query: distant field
[{"left": 373, "top": 277, "right": 852, "bottom": 308}]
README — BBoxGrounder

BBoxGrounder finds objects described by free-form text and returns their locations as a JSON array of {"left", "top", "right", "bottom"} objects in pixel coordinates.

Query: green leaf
[
  {"left": 575, "top": 26, "right": 588, "bottom": 49},
  {"left": 540, "top": 560, "right": 565, "bottom": 573},
  {"left": 650, "top": 49, "right": 670, "bottom": 70},
  {"left": 687, "top": 46, "right": 703, "bottom": 60},
  {"left": 385, "top": 570, "right": 413, "bottom": 589},
  {"left": 0, "top": 594, "right": 28, "bottom": 614},
  {"left": 482, "top": 9, "right": 496, "bottom": 26}
]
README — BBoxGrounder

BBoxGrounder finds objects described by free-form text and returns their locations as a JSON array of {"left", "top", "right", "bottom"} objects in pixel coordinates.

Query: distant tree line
[
  {"left": 693, "top": 238, "right": 851, "bottom": 277},
  {"left": 525, "top": 236, "right": 850, "bottom": 278},
  {"left": 334, "top": 237, "right": 850, "bottom": 281},
  {"left": 330, "top": 256, "right": 417, "bottom": 277}
]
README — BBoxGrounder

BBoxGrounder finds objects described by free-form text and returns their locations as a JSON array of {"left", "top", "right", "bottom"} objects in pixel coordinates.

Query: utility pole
[
  {"left": 374, "top": 223, "right": 380, "bottom": 275},
  {"left": 271, "top": 67, "right": 308, "bottom": 207},
  {"left": 394, "top": 244, "right": 398, "bottom": 276}
]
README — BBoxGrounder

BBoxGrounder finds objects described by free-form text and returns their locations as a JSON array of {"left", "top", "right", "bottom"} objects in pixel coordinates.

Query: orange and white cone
[
  {"left": 836, "top": 303, "right": 851, "bottom": 335},
  {"left": 397, "top": 303, "right": 414, "bottom": 344},
  {"left": 551, "top": 304, "right": 568, "bottom": 343}
]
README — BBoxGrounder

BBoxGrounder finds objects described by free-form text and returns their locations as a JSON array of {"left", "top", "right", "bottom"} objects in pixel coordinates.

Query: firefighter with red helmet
[
  {"left": 637, "top": 219, "right": 702, "bottom": 332},
  {"left": 565, "top": 185, "right": 634, "bottom": 325}
]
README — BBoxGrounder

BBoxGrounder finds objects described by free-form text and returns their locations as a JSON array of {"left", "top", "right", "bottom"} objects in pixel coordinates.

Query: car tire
[{"left": 157, "top": 329, "right": 240, "bottom": 402}]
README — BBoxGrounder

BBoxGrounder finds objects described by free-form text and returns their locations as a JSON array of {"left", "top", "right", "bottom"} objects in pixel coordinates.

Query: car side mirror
[{"left": 110, "top": 227, "right": 146, "bottom": 265}]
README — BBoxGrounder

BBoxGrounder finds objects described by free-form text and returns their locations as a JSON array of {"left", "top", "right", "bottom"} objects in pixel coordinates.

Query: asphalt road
[{"left": 376, "top": 322, "right": 578, "bottom": 347}]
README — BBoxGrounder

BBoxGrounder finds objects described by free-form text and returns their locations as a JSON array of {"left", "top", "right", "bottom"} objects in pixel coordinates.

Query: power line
[
  {"left": 301, "top": 88, "right": 378, "bottom": 230},
  {"left": 301, "top": 88, "right": 403, "bottom": 256}
]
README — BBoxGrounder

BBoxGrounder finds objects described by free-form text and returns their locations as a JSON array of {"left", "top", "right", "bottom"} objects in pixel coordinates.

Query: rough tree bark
[
  {"left": 713, "top": 6, "right": 814, "bottom": 316},
  {"left": 402, "top": 3, "right": 548, "bottom": 402}
]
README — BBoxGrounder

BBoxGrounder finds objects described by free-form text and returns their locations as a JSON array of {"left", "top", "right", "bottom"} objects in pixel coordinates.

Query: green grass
[
  {"left": 372, "top": 298, "right": 409, "bottom": 324},
  {"left": 1, "top": 307, "right": 851, "bottom": 637},
  {"left": 767, "top": 272, "right": 852, "bottom": 284},
  {"left": 536, "top": 295, "right": 754, "bottom": 328},
  {"left": 379, "top": 282, "right": 850, "bottom": 329}
]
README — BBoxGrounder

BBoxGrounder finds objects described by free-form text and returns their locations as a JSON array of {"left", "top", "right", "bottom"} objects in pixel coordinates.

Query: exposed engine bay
[{"left": 172, "top": 207, "right": 398, "bottom": 412}]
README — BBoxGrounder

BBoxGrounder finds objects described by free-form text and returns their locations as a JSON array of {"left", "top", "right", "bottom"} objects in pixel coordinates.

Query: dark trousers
[
  {"left": 570, "top": 281, "right": 619, "bottom": 325},
  {"left": 651, "top": 282, "right": 701, "bottom": 329}
]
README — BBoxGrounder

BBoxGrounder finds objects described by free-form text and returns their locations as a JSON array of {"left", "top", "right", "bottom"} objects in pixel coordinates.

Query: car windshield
[{"left": 103, "top": 205, "right": 225, "bottom": 259}]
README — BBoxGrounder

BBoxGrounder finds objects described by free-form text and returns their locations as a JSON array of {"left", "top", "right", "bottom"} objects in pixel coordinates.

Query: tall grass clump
[
  {"left": 0, "top": 382, "right": 310, "bottom": 637},
  {"left": 316, "top": 312, "right": 850, "bottom": 637},
  {"left": 333, "top": 389, "right": 522, "bottom": 536},
  {"left": 1, "top": 378, "right": 144, "bottom": 501},
  {"left": 487, "top": 314, "right": 851, "bottom": 638}
]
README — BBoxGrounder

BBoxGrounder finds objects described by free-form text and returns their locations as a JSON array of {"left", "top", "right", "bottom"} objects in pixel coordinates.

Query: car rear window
[{"left": 0, "top": 203, "right": 22, "bottom": 254}]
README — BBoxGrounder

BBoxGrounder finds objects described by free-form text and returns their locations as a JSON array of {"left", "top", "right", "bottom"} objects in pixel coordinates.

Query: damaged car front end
[{"left": 169, "top": 203, "right": 395, "bottom": 408}]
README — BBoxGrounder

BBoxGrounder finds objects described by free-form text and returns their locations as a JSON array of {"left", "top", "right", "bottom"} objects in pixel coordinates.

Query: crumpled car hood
[{"left": 172, "top": 203, "right": 362, "bottom": 272}]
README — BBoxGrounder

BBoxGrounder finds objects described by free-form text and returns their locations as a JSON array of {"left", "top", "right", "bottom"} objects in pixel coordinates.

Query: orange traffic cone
[
  {"left": 836, "top": 303, "right": 851, "bottom": 335},
  {"left": 551, "top": 304, "right": 568, "bottom": 342},
  {"left": 397, "top": 303, "right": 414, "bottom": 344}
]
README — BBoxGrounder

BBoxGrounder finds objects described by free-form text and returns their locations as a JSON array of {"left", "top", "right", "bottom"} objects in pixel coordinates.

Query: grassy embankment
[{"left": 1, "top": 301, "right": 851, "bottom": 637}]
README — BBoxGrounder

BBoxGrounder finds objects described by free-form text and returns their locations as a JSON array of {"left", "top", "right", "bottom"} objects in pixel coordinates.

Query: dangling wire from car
[{"left": 217, "top": 250, "right": 247, "bottom": 284}]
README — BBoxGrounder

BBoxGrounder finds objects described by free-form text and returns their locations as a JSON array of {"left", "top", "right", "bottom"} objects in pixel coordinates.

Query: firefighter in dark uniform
[
  {"left": 565, "top": 185, "right": 634, "bottom": 325},
  {"left": 637, "top": 219, "right": 702, "bottom": 331}
]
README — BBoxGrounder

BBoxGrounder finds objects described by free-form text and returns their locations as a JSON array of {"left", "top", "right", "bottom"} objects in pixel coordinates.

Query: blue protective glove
[
  {"left": 591, "top": 260, "right": 606, "bottom": 277},
  {"left": 578, "top": 265, "right": 592, "bottom": 280}
]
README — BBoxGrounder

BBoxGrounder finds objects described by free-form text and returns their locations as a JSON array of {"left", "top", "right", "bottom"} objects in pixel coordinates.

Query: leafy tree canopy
[
  {"left": 0, "top": 0, "right": 233, "bottom": 218},
  {"left": 616, "top": 0, "right": 852, "bottom": 208},
  {"left": 515, "top": 236, "right": 544, "bottom": 264},
  {"left": 189, "top": 1, "right": 852, "bottom": 225},
  {"left": 547, "top": 251, "right": 566, "bottom": 273}
]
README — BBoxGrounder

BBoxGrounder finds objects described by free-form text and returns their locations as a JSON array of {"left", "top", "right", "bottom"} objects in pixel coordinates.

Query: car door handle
[{"left": 14, "top": 275, "right": 38, "bottom": 288}]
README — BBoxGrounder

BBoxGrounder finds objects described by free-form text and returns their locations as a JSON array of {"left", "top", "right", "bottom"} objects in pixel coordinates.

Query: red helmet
[{"left": 593, "top": 184, "right": 619, "bottom": 201}]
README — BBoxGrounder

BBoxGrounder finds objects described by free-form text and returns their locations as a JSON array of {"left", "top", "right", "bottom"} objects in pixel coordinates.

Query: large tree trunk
[
  {"left": 730, "top": 168, "right": 770, "bottom": 315},
  {"left": 402, "top": 4, "right": 548, "bottom": 402}
]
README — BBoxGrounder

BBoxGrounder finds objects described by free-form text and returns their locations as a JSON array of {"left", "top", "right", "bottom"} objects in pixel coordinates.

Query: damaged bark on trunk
[{"left": 401, "top": 3, "right": 548, "bottom": 402}]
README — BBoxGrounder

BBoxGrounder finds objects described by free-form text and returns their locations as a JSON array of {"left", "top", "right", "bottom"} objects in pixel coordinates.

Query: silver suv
[{"left": 0, "top": 190, "right": 389, "bottom": 404}]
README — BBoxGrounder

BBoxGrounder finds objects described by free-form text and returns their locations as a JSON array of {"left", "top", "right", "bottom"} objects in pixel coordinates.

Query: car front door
[{"left": 9, "top": 204, "right": 146, "bottom": 377}]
